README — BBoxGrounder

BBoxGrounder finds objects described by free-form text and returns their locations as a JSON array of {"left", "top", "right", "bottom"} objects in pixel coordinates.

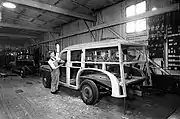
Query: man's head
[{"left": 49, "top": 51, "right": 55, "bottom": 58}]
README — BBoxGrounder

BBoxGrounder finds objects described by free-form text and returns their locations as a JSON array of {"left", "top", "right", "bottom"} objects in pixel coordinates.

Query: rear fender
[{"left": 76, "top": 68, "right": 123, "bottom": 98}]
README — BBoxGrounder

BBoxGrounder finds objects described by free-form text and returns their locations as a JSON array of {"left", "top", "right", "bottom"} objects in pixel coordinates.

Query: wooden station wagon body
[{"left": 41, "top": 39, "right": 150, "bottom": 105}]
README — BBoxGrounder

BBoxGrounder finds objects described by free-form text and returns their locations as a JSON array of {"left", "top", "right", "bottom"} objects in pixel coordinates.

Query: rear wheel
[{"left": 80, "top": 79, "right": 99, "bottom": 105}]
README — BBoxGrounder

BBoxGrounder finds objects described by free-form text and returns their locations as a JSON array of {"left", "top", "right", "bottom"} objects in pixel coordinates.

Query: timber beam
[
  {"left": 8, "top": 0, "right": 96, "bottom": 21},
  {"left": 0, "top": 22, "right": 59, "bottom": 32},
  {"left": 0, "top": 33, "right": 37, "bottom": 38}
]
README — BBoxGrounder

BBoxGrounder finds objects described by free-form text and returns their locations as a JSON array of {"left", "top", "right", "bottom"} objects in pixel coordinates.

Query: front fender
[{"left": 76, "top": 68, "right": 124, "bottom": 98}]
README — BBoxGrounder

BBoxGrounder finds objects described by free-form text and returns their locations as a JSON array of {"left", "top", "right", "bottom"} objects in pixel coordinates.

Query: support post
[{"left": 83, "top": 19, "right": 96, "bottom": 42}]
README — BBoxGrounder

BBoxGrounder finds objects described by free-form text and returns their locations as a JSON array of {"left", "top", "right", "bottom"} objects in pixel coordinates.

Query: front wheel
[
  {"left": 42, "top": 76, "right": 51, "bottom": 88},
  {"left": 80, "top": 79, "right": 99, "bottom": 105}
]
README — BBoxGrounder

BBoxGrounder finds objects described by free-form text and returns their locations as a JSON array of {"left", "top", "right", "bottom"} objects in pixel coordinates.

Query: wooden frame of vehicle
[{"left": 42, "top": 39, "right": 150, "bottom": 105}]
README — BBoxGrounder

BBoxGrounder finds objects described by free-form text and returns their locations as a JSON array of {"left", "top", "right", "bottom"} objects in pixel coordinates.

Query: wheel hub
[
  {"left": 83, "top": 87, "right": 92, "bottom": 99},
  {"left": 44, "top": 78, "right": 47, "bottom": 82}
]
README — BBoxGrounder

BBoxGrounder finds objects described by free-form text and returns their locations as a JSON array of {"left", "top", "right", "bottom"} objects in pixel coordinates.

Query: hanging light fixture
[{"left": 2, "top": 2, "right": 16, "bottom": 9}]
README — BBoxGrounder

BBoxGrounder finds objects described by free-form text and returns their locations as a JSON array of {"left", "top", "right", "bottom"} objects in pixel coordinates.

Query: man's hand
[
  {"left": 60, "top": 60, "right": 65, "bottom": 63},
  {"left": 55, "top": 64, "right": 62, "bottom": 69},
  {"left": 59, "top": 60, "right": 65, "bottom": 64}
]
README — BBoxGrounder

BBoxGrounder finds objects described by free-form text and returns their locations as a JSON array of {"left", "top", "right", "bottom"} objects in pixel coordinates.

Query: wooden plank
[
  {"left": 0, "top": 93, "right": 16, "bottom": 119},
  {"left": 0, "top": 85, "right": 12, "bottom": 119},
  {"left": 0, "top": 33, "right": 37, "bottom": 39},
  {"left": 34, "top": 3, "right": 180, "bottom": 45},
  {"left": 0, "top": 22, "right": 58, "bottom": 32},
  {"left": 30, "top": 10, "right": 69, "bottom": 23},
  {"left": 0, "top": 84, "right": 48, "bottom": 119},
  {"left": 8, "top": 0, "right": 96, "bottom": 21}
]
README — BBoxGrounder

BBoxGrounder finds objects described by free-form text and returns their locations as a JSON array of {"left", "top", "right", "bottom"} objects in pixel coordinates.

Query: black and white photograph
[{"left": 0, "top": 0, "right": 180, "bottom": 119}]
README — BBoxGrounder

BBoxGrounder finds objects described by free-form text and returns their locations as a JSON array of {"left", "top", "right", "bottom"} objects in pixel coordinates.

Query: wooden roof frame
[
  {"left": 8, "top": 0, "right": 96, "bottom": 21},
  {"left": 0, "top": 22, "right": 59, "bottom": 32},
  {"left": 0, "top": 33, "right": 37, "bottom": 38},
  {"left": 36, "top": 3, "right": 180, "bottom": 45}
]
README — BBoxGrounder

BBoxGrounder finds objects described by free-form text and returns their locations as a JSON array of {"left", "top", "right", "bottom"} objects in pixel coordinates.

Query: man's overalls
[{"left": 50, "top": 58, "right": 60, "bottom": 93}]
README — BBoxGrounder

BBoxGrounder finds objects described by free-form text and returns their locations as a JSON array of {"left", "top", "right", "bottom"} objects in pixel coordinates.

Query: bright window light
[
  {"left": 125, "top": 1, "right": 147, "bottom": 33},
  {"left": 56, "top": 44, "right": 60, "bottom": 53},
  {"left": 126, "top": 5, "right": 135, "bottom": 17},
  {"left": 136, "top": 1, "right": 146, "bottom": 15},
  {"left": 136, "top": 19, "right": 146, "bottom": 32},
  {"left": 152, "top": 7, "right": 157, "bottom": 11},
  {"left": 126, "top": 21, "right": 135, "bottom": 33},
  {"left": 2, "top": 2, "right": 16, "bottom": 9}
]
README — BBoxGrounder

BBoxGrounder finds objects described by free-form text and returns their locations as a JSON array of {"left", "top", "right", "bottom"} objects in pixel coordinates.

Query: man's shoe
[
  {"left": 51, "top": 90, "right": 60, "bottom": 94},
  {"left": 51, "top": 91, "right": 57, "bottom": 94}
]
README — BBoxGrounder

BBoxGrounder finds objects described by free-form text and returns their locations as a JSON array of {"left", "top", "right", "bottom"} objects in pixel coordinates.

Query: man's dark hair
[{"left": 48, "top": 50, "right": 56, "bottom": 55}]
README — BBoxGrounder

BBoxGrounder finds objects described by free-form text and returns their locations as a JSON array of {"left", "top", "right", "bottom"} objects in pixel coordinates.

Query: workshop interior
[{"left": 0, "top": 0, "right": 180, "bottom": 119}]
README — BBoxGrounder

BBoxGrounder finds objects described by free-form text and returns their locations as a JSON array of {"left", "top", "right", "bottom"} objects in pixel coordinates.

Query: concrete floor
[{"left": 0, "top": 72, "right": 180, "bottom": 119}]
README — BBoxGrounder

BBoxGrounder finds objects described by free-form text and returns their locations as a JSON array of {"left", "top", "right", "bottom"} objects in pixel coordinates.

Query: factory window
[
  {"left": 126, "top": 1, "right": 146, "bottom": 33},
  {"left": 126, "top": 21, "right": 135, "bottom": 33},
  {"left": 136, "top": 1, "right": 146, "bottom": 15},
  {"left": 135, "top": 19, "right": 146, "bottom": 32},
  {"left": 126, "top": 5, "right": 135, "bottom": 17}
]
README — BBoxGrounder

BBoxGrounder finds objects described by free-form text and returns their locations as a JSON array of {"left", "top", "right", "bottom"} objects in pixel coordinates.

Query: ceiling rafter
[
  {"left": 30, "top": 14, "right": 41, "bottom": 22},
  {"left": 69, "top": 0, "right": 94, "bottom": 13},
  {"left": 6, "top": 3, "right": 72, "bottom": 27},
  {"left": 13, "top": 8, "right": 26, "bottom": 24},
  {"left": 0, "top": 33, "right": 37, "bottom": 38},
  {"left": 5, "top": 9, "right": 47, "bottom": 26},
  {"left": 0, "top": 22, "right": 59, "bottom": 32},
  {"left": 25, "top": 9, "right": 69, "bottom": 25},
  {"left": 107, "top": 0, "right": 116, "bottom": 4},
  {"left": 38, "top": 11, "right": 69, "bottom": 23},
  {"left": 7, "top": 0, "right": 96, "bottom": 21},
  {"left": 4, "top": 15, "right": 45, "bottom": 28},
  {"left": 53, "top": 0, "right": 60, "bottom": 6},
  {"left": 5, "top": 9, "right": 67, "bottom": 29}
]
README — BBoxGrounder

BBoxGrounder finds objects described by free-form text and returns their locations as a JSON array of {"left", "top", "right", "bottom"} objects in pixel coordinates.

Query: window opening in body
[{"left": 70, "top": 50, "right": 82, "bottom": 86}]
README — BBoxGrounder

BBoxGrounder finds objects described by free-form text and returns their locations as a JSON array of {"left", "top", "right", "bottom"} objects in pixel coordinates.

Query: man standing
[{"left": 48, "top": 51, "right": 64, "bottom": 94}]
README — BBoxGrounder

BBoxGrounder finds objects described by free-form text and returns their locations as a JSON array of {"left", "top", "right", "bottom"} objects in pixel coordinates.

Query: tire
[
  {"left": 80, "top": 79, "right": 99, "bottom": 105},
  {"left": 42, "top": 76, "right": 51, "bottom": 88}
]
